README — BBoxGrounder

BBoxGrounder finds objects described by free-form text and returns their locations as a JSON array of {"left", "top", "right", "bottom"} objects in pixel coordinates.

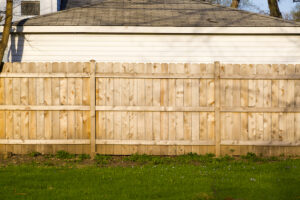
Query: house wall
[
  {"left": 6, "top": 33, "right": 300, "bottom": 64},
  {"left": 0, "top": 0, "right": 58, "bottom": 24}
]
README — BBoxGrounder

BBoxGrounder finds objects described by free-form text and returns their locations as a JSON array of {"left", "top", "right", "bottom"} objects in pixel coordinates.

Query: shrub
[
  {"left": 55, "top": 150, "right": 75, "bottom": 159},
  {"left": 28, "top": 151, "right": 42, "bottom": 157},
  {"left": 94, "top": 154, "right": 112, "bottom": 165},
  {"left": 78, "top": 154, "right": 91, "bottom": 161}
]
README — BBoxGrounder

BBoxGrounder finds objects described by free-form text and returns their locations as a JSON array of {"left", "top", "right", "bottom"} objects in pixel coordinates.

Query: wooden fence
[{"left": 0, "top": 62, "right": 299, "bottom": 156}]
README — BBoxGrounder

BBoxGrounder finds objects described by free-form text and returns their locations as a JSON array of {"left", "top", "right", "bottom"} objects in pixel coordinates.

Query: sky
[{"left": 241, "top": 0, "right": 300, "bottom": 18}]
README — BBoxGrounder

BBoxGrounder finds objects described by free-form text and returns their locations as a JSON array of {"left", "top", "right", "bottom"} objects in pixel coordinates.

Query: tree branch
[
  {"left": 0, "top": 0, "right": 13, "bottom": 63},
  {"left": 267, "top": 0, "right": 282, "bottom": 18},
  {"left": 231, "top": 0, "right": 240, "bottom": 8}
]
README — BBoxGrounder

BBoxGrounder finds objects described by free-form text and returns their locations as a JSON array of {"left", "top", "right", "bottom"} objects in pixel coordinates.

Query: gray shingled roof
[
  {"left": 15, "top": 0, "right": 300, "bottom": 27},
  {"left": 60, "top": 0, "right": 105, "bottom": 9}
]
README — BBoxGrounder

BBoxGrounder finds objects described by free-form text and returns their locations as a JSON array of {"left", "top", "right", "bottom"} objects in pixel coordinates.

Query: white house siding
[
  {"left": 6, "top": 33, "right": 300, "bottom": 64},
  {"left": 0, "top": 0, "right": 58, "bottom": 24}
]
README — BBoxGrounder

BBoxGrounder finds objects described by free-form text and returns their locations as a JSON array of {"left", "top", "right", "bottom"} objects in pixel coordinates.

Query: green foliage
[
  {"left": 28, "top": 151, "right": 42, "bottom": 157},
  {"left": 123, "top": 153, "right": 217, "bottom": 165},
  {"left": 55, "top": 151, "right": 75, "bottom": 159},
  {"left": 94, "top": 154, "right": 112, "bottom": 165},
  {"left": 0, "top": 159, "right": 299, "bottom": 200},
  {"left": 215, "top": 154, "right": 235, "bottom": 162},
  {"left": 78, "top": 154, "right": 91, "bottom": 161},
  {"left": 241, "top": 152, "right": 258, "bottom": 161}
]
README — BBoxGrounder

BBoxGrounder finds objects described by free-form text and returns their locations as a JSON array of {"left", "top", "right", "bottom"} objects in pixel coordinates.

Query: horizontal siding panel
[
  {"left": 17, "top": 34, "right": 300, "bottom": 42},
  {"left": 14, "top": 46, "right": 300, "bottom": 52},
  {"left": 11, "top": 51, "right": 300, "bottom": 57},
  {"left": 11, "top": 56, "right": 300, "bottom": 64},
  {"left": 6, "top": 34, "right": 300, "bottom": 64}
]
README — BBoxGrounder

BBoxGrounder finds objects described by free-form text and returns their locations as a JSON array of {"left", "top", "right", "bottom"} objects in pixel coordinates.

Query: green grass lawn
[{"left": 0, "top": 153, "right": 299, "bottom": 200}]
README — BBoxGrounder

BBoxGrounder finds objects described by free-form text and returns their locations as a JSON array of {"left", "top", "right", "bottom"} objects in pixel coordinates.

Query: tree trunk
[
  {"left": 231, "top": 0, "right": 240, "bottom": 8},
  {"left": 267, "top": 0, "right": 282, "bottom": 18},
  {"left": 0, "top": 0, "right": 13, "bottom": 63}
]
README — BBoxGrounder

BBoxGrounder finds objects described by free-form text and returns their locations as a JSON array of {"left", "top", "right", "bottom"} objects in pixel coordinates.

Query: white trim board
[{"left": 1, "top": 26, "right": 300, "bottom": 34}]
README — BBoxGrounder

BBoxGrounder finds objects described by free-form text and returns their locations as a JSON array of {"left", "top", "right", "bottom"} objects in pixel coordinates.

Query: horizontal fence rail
[{"left": 0, "top": 62, "right": 299, "bottom": 156}]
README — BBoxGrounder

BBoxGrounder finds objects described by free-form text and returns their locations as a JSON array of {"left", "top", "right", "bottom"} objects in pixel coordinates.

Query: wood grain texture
[{"left": 0, "top": 62, "right": 299, "bottom": 156}]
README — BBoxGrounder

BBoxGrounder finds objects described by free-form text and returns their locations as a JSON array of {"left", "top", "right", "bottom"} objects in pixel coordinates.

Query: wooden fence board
[{"left": 0, "top": 62, "right": 299, "bottom": 156}]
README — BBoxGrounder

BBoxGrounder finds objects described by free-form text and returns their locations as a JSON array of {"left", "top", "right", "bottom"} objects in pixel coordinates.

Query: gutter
[{"left": 1, "top": 26, "right": 300, "bottom": 35}]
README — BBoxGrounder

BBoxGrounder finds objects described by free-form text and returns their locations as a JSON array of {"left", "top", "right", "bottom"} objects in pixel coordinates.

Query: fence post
[
  {"left": 214, "top": 61, "right": 221, "bottom": 157},
  {"left": 90, "top": 60, "right": 96, "bottom": 158}
]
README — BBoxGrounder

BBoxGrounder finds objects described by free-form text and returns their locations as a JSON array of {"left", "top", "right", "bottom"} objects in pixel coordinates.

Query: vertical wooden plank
[
  {"left": 183, "top": 78, "right": 192, "bottom": 153},
  {"left": 51, "top": 63, "right": 60, "bottom": 153},
  {"left": 224, "top": 65, "right": 233, "bottom": 146},
  {"left": 240, "top": 65, "right": 249, "bottom": 145},
  {"left": 121, "top": 111, "right": 130, "bottom": 155},
  {"left": 82, "top": 110, "right": 91, "bottom": 154},
  {"left": 129, "top": 111, "right": 138, "bottom": 154},
  {"left": 74, "top": 62, "right": 83, "bottom": 154},
  {"left": 82, "top": 63, "right": 91, "bottom": 154},
  {"left": 0, "top": 77, "right": 4, "bottom": 153},
  {"left": 271, "top": 113, "right": 279, "bottom": 141},
  {"left": 207, "top": 112, "right": 215, "bottom": 142},
  {"left": 106, "top": 112, "right": 114, "bottom": 154},
  {"left": 67, "top": 63, "right": 76, "bottom": 154},
  {"left": 240, "top": 80, "right": 248, "bottom": 107},
  {"left": 199, "top": 79, "right": 207, "bottom": 107},
  {"left": 12, "top": 63, "right": 21, "bottom": 154},
  {"left": 168, "top": 75, "right": 176, "bottom": 155},
  {"left": 97, "top": 78, "right": 106, "bottom": 106},
  {"left": 240, "top": 113, "right": 248, "bottom": 141},
  {"left": 97, "top": 111, "right": 106, "bottom": 154},
  {"left": 256, "top": 113, "right": 264, "bottom": 141},
  {"left": 248, "top": 113, "right": 256, "bottom": 141},
  {"left": 27, "top": 63, "right": 36, "bottom": 153},
  {"left": 112, "top": 63, "right": 122, "bottom": 154},
  {"left": 263, "top": 113, "right": 271, "bottom": 142},
  {"left": 183, "top": 112, "right": 191, "bottom": 152},
  {"left": 278, "top": 65, "right": 287, "bottom": 108},
  {"left": 0, "top": 78, "right": 4, "bottom": 105},
  {"left": 214, "top": 62, "right": 220, "bottom": 157},
  {"left": 191, "top": 77, "right": 200, "bottom": 154},
  {"left": 35, "top": 63, "right": 45, "bottom": 153},
  {"left": 144, "top": 64, "right": 153, "bottom": 154},
  {"left": 175, "top": 75, "right": 184, "bottom": 155},
  {"left": 286, "top": 113, "right": 294, "bottom": 143},
  {"left": 4, "top": 64, "right": 12, "bottom": 153},
  {"left": 90, "top": 61, "right": 96, "bottom": 157},
  {"left": 232, "top": 65, "right": 240, "bottom": 146},
  {"left": 0, "top": 111, "right": 5, "bottom": 154},
  {"left": 105, "top": 64, "right": 115, "bottom": 154},
  {"left": 113, "top": 111, "right": 122, "bottom": 155},
  {"left": 255, "top": 65, "right": 264, "bottom": 143},
  {"left": 152, "top": 69, "right": 161, "bottom": 154},
  {"left": 160, "top": 64, "right": 168, "bottom": 154},
  {"left": 286, "top": 65, "right": 295, "bottom": 145},
  {"left": 120, "top": 75, "right": 130, "bottom": 155},
  {"left": 248, "top": 80, "right": 256, "bottom": 107},
  {"left": 20, "top": 64, "right": 29, "bottom": 154},
  {"left": 199, "top": 112, "right": 208, "bottom": 155},
  {"left": 264, "top": 80, "right": 272, "bottom": 108},
  {"left": 295, "top": 113, "right": 300, "bottom": 145},
  {"left": 82, "top": 63, "right": 91, "bottom": 106},
  {"left": 271, "top": 80, "right": 279, "bottom": 108},
  {"left": 43, "top": 63, "right": 52, "bottom": 154},
  {"left": 278, "top": 113, "right": 286, "bottom": 142}
]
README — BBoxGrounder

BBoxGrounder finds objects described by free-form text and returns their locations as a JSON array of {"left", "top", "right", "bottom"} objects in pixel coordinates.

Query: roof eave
[{"left": 2, "top": 26, "right": 300, "bottom": 34}]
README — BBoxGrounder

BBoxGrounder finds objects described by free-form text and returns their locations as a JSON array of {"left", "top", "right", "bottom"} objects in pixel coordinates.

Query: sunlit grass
[{"left": 0, "top": 153, "right": 299, "bottom": 200}]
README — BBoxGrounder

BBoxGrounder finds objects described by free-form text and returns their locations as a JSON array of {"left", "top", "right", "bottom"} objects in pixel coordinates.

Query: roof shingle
[{"left": 15, "top": 0, "right": 300, "bottom": 27}]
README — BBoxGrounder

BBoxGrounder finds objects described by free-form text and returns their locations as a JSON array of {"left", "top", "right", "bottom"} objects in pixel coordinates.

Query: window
[{"left": 21, "top": 1, "right": 40, "bottom": 16}]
